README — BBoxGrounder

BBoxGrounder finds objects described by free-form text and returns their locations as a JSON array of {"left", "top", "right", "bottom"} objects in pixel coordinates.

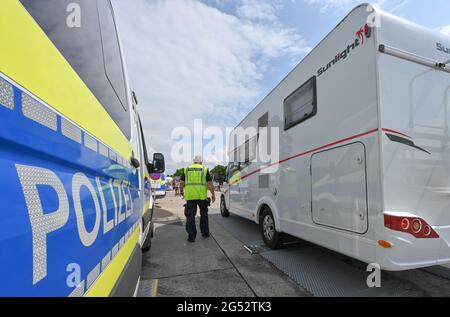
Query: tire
[
  {"left": 260, "top": 207, "right": 283, "bottom": 249},
  {"left": 142, "top": 223, "right": 152, "bottom": 253},
  {"left": 220, "top": 196, "right": 230, "bottom": 218},
  {"left": 142, "top": 236, "right": 152, "bottom": 253}
]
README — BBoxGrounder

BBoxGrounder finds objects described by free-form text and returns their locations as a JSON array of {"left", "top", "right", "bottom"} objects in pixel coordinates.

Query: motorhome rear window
[{"left": 284, "top": 76, "right": 317, "bottom": 130}]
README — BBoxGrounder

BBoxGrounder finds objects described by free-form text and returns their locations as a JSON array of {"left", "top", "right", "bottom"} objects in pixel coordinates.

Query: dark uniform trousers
[{"left": 184, "top": 199, "right": 209, "bottom": 240}]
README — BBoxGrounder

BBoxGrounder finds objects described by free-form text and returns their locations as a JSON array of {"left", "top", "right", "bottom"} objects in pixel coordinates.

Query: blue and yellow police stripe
[{"left": 0, "top": 0, "right": 141, "bottom": 297}]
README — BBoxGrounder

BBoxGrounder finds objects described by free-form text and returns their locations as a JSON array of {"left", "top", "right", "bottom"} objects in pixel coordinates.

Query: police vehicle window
[
  {"left": 138, "top": 116, "right": 150, "bottom": 169},
  {"left": 19, "top": 0, "right": 131, "bottom": 139},
  {"left": 284, "top": 76, "right": 317, "bottom": 131}
]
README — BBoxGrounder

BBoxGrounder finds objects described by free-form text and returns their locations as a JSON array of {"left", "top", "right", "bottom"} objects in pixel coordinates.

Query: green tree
[
  {"left": 210, "top": 165, "right": 227, "bottom": 184},
  {"left": 172, "top": 168, "right": 184, "bottom": 177}
]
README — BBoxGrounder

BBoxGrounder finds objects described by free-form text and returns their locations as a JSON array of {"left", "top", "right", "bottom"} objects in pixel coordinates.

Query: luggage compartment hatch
[{"left": 311, "top": 142, "right": 368, "bottom": 234}]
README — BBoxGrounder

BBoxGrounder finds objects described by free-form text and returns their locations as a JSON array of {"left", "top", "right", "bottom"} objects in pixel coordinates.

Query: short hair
[{"left": 193, "top": 155, "right": 203, "bottom": 163}]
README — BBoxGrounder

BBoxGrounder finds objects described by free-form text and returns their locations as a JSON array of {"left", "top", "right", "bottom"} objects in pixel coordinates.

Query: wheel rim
[
  {"left": 221, "top": 199, "right": 226, "bottom": 213},
  {"left": 263, "top": 215, "right": 275, "bottom": 241}
]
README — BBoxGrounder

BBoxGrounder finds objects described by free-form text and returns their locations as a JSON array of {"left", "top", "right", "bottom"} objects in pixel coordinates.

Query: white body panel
[
  {"left": 222, "top": 4, "right": 450, "bottom": 271},
  {"left": 311, "top": 142, "right": 368, "bottom": 234},
  {"left": 377, "top": 11, "right": 450, "bottom": 269}
]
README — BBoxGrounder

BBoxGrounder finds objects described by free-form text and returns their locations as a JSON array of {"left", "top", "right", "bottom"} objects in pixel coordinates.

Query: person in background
[
  {"left": 173, "top": 177, "right": 178, "bottom": 196},
  {"left": 180, "top": 156, "right": 216, "bottom": 243}
]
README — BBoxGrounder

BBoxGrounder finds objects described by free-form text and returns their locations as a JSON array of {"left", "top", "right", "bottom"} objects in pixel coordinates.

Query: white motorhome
[{"left": 220, "top": 4, "right": 450, "bottom": 271}]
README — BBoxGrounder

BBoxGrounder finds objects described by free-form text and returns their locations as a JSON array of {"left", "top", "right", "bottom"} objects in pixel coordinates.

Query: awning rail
[{"left": 379, "top": 44, "right": 450, "bottom": 74}]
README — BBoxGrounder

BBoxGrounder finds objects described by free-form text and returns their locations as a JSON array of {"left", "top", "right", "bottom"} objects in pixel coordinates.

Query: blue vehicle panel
[{"left": 0, "top": 74, "right": 140, "bottom": 296}]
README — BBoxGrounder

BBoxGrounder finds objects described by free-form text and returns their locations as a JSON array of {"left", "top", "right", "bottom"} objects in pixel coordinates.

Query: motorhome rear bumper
[{"left": 377, "top": 228, "right": 450, "bottom": 271}]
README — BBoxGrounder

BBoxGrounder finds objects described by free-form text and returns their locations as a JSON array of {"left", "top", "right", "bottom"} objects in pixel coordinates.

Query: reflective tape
[
  {"left": 22, "top": 93, "right": 57, "bottom": 131},
  {"left": 61, "top": 118, "right": 82, "bottom": 144},
  {"left": 68, "top": 282, "right": 85, "bottom": 298},
  {"left": 0, "top": 76, "right": 14, "bottom": 109},
  {"left": 84, "top": 133, "right": 98, "bottom": 152},
  {"left": 87, "top": 263, "right": 101, "bottom": 289}
]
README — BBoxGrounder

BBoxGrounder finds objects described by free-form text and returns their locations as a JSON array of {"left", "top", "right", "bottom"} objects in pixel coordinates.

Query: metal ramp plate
[{"left": 210, "top": 212, "right": 445, "bottom": 297}]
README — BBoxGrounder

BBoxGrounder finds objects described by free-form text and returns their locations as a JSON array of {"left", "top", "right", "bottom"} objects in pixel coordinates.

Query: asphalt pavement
[{"left": 137, "top": 192, "right": 308, "bottom": 297}]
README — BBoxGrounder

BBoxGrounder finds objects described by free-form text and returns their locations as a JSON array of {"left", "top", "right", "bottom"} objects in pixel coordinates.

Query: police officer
[{"left": 180, "top": 156, "right": 216, "bottom": 243}]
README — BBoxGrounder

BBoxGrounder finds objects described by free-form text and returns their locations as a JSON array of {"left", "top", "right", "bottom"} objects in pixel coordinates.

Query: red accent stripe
[
  {"left": 381, "top": 128, "right": 411, "bottom": 139},
  {"left": 233, "top": 128, "right": 379, "bottom": 184}
]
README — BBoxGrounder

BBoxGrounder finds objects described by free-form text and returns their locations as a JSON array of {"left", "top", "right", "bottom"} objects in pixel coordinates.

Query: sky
[{"left": 112, "top": 0, "right": 450, "bottom": 174}]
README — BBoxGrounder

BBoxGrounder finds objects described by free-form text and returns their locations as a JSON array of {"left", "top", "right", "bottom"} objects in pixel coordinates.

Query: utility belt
[{"left": 183, "top": 198, "right": 211, "bottom": 216}]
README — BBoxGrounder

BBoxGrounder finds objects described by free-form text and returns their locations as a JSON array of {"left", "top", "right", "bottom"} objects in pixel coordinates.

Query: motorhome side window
[
  {"left": 258, "top": 113, "right": 269, "bottom": 137},
  {"left": 258, "top": 112, "right": 271, "bottom": 154},
  {"left": 239, "top": 143, "right": 246, "bottom": 164},
  {"left": 232, "top": 148, "right": 238, "bottom": 164},
  {"left": 20, "top": 0, "right": 131, "bottom": 139},
  {"left": 248, "top": 137, "right": 257, "bottom": 162},
  {"left": 284, "top": 76, "right": 317, "bottom": 130}
]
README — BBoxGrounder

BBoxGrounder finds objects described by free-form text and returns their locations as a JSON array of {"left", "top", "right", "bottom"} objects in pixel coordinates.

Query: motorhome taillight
[
  {"left": 423, "top": 225, "right": 432, "bottom": 237},
  {"left": 384, "top": 215, "right": 439, "bottom": 239},
  {"left": 401, "top": 218, "right": 410, "bottom": 231},
  {"left": 411, "top": 219, "right": 422, "bottom": 234}
]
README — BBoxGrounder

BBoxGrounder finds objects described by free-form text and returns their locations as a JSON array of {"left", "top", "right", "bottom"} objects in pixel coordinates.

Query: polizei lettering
[
  {"left": 15, "top": 164, "right": 135, "bottom": 285},
  {"left": 317, "top": 38, "right": 361, "bottom": 77},
  {"left": 437, "top": 42, "right": 450, "bottom": 55}
]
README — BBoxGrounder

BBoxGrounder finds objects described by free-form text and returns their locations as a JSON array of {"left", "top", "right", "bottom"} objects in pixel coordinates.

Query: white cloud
[
  {"left": 304, "top": 0, "right": 409, "bottom": 14},
  {"left": 112, "top": 0, "right": 309, "bottom": 172},
  {"left": 236, "top": 0, "right": 278, "bottom": 22},
  {"left": 304, "top": 0, "right": 356, "bottom": 13},
  {"left": 438, "top": 25, "right": 450, "bottom": 36}
]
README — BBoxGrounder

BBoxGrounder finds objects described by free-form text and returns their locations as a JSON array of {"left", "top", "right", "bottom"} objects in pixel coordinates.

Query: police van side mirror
[{"left": 152, "top": 153, "right": 165, "bottom": 174}]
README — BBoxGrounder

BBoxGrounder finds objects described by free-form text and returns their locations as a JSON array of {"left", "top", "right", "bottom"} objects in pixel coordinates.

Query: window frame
[
  {"left": 138, "top": 115, "right": 150, "bottom": 170},
  {"left": 19, "top": 0, "right": 131, "bottom": 139},
  {"left": 98, "top": 0, "right": 129, "bottom": 113},
  {"left": 284, "top": 76, "right": 317, "bottom": 131},
  {"left": 248, "top": 136, "right": 257, "bottom": 163}
]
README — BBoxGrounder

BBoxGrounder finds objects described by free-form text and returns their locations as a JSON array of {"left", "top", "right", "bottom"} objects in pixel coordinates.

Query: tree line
[{"left": 171, "top": 165, "right": 227, "bottom": 184}]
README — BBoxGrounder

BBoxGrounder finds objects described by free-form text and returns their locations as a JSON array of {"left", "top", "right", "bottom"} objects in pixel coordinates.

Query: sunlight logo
[{"left": 356, "top": 24, "right": 371, "bottom": 45}]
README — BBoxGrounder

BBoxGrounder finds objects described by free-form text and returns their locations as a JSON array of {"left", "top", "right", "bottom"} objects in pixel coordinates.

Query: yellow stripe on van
[
  {"left": 0, "top": 0, "right": 131, "bottom": 157},
  {"left": 85, "top": 227, "right": 140, "bottom": 297}
]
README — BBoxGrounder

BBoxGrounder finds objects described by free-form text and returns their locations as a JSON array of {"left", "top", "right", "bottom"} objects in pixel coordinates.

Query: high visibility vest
[{"left": 184, "top": 164, "right": 208, "bottom": 201}]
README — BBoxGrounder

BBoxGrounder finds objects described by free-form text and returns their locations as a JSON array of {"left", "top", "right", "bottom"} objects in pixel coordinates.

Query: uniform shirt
[{"left": 180, "top": 168, "right": 212, "bottom": 183}]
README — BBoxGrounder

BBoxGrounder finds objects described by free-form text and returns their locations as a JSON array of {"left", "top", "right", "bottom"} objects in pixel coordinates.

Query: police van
[
  {"left": 150, "top": 173, "right": 166, "bottom": 199},
  {"left": 0, "top": 0, "right": 165, "bottom": 296}
]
